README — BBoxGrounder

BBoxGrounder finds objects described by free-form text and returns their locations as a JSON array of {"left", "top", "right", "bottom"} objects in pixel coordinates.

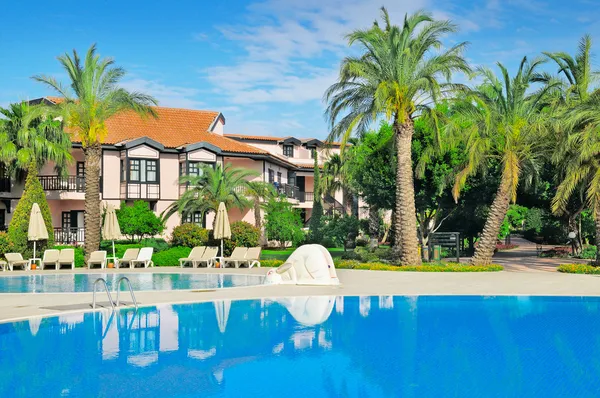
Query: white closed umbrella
[
  {"left": 28, "top": 203, "right": 48, "bottom": 260},
  {"left": 213, "top": 202, "right": 231, "bottom": 257},
  {"left": 102, "top": 204, "right": 121, "bottom": 260}
]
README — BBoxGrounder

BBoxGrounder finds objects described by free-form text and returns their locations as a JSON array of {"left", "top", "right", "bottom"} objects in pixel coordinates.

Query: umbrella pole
[
  {"left": 33, "top": 241, "right": 36, "bottom": 260},
  {"left": 221, "top": 239, "right": 224, "bottom": 257},
  {"left": 112, "top": 241, "right": 116, "bottom": 261}
]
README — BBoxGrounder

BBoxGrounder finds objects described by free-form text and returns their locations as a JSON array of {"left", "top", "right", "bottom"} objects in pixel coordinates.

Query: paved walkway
[
  {"left": 0, "top": 266, "right": 599, "bottom": 323},
  {"left": 491, "top": 236, "right": 587, "bottom": 272}
]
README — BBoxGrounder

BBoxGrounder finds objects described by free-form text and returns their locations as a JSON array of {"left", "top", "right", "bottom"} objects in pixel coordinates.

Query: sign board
[{"left": 428, "top": 232, "right": 460, "bottom": 263}]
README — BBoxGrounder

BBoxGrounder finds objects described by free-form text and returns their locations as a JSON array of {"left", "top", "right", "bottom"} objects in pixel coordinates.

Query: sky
[{"left": 1, "top": 0, "right": 600, "bottom": 139}]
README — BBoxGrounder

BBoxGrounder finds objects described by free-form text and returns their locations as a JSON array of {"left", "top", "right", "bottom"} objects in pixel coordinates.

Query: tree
[
  {"left": 548, "top": 36, "right": 600, "bottom": 258},
  {"left": 321, "top": 153, "right": 352, "bottom": 215},
  {"left": 0, "top": 102, "right": 73, "bottom": 175},
  {"left": 162, "top": 163, "right": 258, "bottom": 228},
  {"left": 450, "top": 57, "right": 558, "bottom": 265},
  {"left": 116, "top": 201, "right": 164, "bottom": 242},
  {"left": 245, "top": 181, "right": 276, "bottom": 242},
  {"left": 325, "top": 8, "right": 470, "bottom": 265},
  {"left": 33, "top": 44, "right": 157, "bottom": 258},
  {"left": 8, "top": 162, "right": 55, "bottom": 258},
  {"left": 308, "top": 151, "right": 325, "bottom": 243},
  {"left": 264, "top": 196, "right": 304, "bottom": 248}
]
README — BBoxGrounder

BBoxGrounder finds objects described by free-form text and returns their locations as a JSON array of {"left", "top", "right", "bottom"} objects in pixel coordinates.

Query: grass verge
[{"left": 260, "top": 259, "right": 503, "bottom": 272}]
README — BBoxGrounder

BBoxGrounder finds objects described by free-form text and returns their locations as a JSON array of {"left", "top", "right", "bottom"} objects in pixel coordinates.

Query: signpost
[{"left": 428, "top": 232, "right": 461, "bottom": 263}]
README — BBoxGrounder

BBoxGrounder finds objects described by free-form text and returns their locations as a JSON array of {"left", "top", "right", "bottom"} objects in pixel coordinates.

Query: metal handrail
[
  {"left": 115, "top": 276, "right": 138, "bottom": 309},
  {"left": 92, "top": 278, "right": 115, "bottom": 310}
]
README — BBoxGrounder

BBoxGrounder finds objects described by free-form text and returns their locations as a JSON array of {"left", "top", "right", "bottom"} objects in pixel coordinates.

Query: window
[
  {"left": 184, "top": 211, "right": 203, "bottom": 225},
  {"left": 129, "top": 159, "right": 158, "bottom": 183},
  {"left": 188, "top": 162, "right": 201, "bottom": 177},
  {"left": 268, "top": 169, "right": 275, "bottom": 183},
  {"left": 283, "top": 144, "right": 294, "bottom": 157},
  {"left": 277, "top": 172, "right": 282, "bottom": 184},
  {"left": 61, "top": 212, "right": 71, "bottom": 229},
  {"left": 309, "top": 148, "right": 317, "bottom": 159}
]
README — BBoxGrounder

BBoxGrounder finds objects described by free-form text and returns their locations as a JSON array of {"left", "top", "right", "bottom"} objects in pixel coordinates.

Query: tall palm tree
[
  {"left": 324, "top": 8, "right": 470, "bottom": 265},
  {"left": 32, "top": 44, "right": 157, "bottom": 257},
  {"left": 162, "top": 163, "right": 259, "bottom": 228},
  {"left": 450, "top": 57, "right": 558, "bottom": 265},
  {"left": 321, "top": 153, "right": 353, "bottom": 215},
  {"left": 0, "top": 102, "right": 73, "bottom": 175},
  {"left": 549, "top": 36, "right": 600, "bottom": 259}
]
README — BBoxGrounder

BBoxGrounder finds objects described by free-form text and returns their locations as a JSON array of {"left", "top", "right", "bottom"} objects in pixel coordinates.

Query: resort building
[{"left": 0, "top": 97, "right": 349, "bottom": 243}]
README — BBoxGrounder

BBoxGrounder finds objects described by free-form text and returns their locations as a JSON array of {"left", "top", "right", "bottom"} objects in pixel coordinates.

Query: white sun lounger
[
  {"left": 58, "top": 249, "right": 75, "bottom": 269},
  {"left": 221, "top": 247, "right": 248, "bottom": 268},
  {"left": 41, "top": 249, "right": 60, "bottom": 270},
  {"left": 243, "top": 247, "right": 262, "bottom": 268},
  {"left": 196, "top": 246, "right": 218, "bottom": 268},
  {"left": 5, "top": 253, "right": 30, "bottom": 271},
  {"left": 117, "top": 248, "right": 140, "bottom": 269},
  {"left": 179, "top": 246, "right": 206, "bottom": 268},
  {"left": 87, "top": 251, "right": 107, "bottom": 269},
  {"left": 130, "top": 247, "right": 154, "bottom": 268}
]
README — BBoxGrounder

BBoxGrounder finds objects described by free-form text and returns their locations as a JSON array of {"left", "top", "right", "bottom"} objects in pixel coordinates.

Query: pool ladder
[{"left": 92, "top": 277, "right": 138, "bottom": 310}]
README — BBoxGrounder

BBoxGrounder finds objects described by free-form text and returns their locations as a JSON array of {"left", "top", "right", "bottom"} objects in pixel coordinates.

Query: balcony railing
[
  {"left": 54, "top": 227, "right": 85, "bottom": 244},
  {"left": 39, "top": 175, "right": 85, "bottom": 192},
  {"left": 120, "top": 182, "right": 160, "bottom": 200}
]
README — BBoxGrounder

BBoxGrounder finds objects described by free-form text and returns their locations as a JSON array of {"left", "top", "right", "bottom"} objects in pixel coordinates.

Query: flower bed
[
  {"left": 259, "top": 259, "right": 503, "bottom": 272},
  {"left": 557, "top": 263, "right": 600, "bottom": 274},
  {"left": 539, "top": 246, "right": 572, "bottom": 258}
]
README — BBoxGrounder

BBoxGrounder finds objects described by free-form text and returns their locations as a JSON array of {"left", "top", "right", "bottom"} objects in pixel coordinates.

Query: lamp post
[{"left": 568, "top": 231, "right": 577, "bottom": 255}]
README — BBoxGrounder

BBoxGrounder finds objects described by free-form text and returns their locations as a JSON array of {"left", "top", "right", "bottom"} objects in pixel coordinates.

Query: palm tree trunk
[
  {"left": 368, "top": 204, "right": 379, "bottom": 238},
  {"left": 471, "top": 177, "right": 512, "bottom": 265},
  {"left": 392, "top": 118, "right": 421, "bottom": 265},
  {"left": 83, "top": 143, "right": 102, "bottom": 259}
]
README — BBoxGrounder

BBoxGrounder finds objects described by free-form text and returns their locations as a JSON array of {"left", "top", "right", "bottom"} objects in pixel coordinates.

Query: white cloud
[{"left": 120, "top": 78, "right": 205, "bottom": 109}]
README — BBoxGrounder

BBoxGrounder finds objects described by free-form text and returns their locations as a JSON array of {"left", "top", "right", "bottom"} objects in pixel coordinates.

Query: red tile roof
[
  {"left": 225, "top": 133, "right": 344, "bottom": 146},
  {"left": 43, "top": 97, "right": 265, "bottom": 154}
]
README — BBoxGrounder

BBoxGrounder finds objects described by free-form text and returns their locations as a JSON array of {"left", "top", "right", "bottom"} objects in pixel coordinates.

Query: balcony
[
  {"left": 39, "top": 175, "right": 84, "bottom": 192},
  {"left": 54, "top": 227, "right": 84, "bottom": 244},
  {"left": 120, "top": 182, "right": 160, "bottom": 200}
]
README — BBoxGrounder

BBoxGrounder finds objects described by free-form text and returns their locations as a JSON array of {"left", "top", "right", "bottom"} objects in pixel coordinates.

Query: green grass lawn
[{"left": 261, "top": 247, "right": 346, "bottom": 260}]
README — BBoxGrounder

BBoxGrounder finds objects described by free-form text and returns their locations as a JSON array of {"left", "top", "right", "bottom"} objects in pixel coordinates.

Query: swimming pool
[
  {"left": 0, "top": 295, "right": 599, "bottom": 397},
  {"left": 0, "top": 273, "right": 264, "bottom": 293}
]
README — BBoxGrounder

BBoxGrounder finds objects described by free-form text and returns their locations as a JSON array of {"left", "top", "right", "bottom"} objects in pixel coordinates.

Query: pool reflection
[{"left": 1, "top": 296, "right": 600, "bottom": 397}]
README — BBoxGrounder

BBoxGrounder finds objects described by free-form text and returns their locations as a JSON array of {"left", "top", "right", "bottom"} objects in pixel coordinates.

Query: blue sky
[{"left": 1, "top": 0, "right": 599, "bottom": 139}]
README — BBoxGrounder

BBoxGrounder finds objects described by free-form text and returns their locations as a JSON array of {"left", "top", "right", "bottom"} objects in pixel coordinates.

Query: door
[
  {"left": 76, "top": 162, "right": 85, "bottom": 192},
  {"left": 296, "top": 176, "right": 306, "bottom": 201}
]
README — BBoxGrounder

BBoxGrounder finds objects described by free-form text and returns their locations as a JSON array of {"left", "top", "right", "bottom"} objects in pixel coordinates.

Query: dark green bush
[
  {"left": 210, "top": 221, "right": 260, "bottom": 257},
  {"left": 171, "top": 224, "right": 209, "bottom": 248},
  {"left": 53, "top": 245, "right": 85, "bottom": 267},
  {"left": 0, "top": 232, "right": 13, "bottom": 260},
  {"left": 152, "top": 246, "right": 191, "bottom": 266},
  {"left": 577, "top": 245, "right": 597, "bottom": 260},
  {"left": 8, "top": 163, "right": 55, "bottom": 258},
  {"left": 101, "top": 238, "right": 169, "bottom": 254},
  {"left": 116, "top": 201, "right": 165, "bottom": 241}
]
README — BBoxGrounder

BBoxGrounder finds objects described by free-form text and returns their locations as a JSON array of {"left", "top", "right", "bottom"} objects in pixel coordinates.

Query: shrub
[
  {"left": 355, "top": 237, "right": 369, "bottom": 247},
  {"left": 210, "top": 221, "right": 261, "bottom": 256},
  {"left": 53, "top": 245, "right": 85, "bottom": 267},
  {"left": 307, "top": 200, "right": 324, "bottom": 243},
  {"left": 334, "top": 259, "right": 503, "bottom": 272},
  {"left": 577, "top": 245, "right": 597, "bottom": 260},
  {"left": 152, "top": 246, "right": 192, "bottom": 266},
  {"left": 323, "top": 215, "right": 359, "bottom": 250},
  {"left": 539, "top": 246, "right": 572, "bottom": 258},
  {"left": 171, "top": 224, "right": 209, "bottom": 248},
  {"left": 100, "top": 238, "right": 169, "bottom": 253},
  {"left": 0, "top": 232, "right": 13, "bottom": 260},
  {"left": 116, "top": 201, "right": 165, "bottom": 242},
  {"left": 558, "top": 263, "right": 600, "bottom": 274},
  {"left": 260, "top": 259, "right": 285, "bottom": 268},
  {"left": 264, "top": 197, "right": 304, "bottom": 248},
  {"left": 9, "top": 162, "right": 54, "bottom": 258}
]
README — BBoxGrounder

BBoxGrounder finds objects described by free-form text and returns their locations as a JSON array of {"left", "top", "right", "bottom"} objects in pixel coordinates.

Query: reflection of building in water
[
  {"left": 359, "top": 296, "right": 371, "bottom": 317},
  {"left": 159, "top": 305, "right": 179, "bottom": 352},
  {"left": 118, "top": 308, "right": 161, "bottom": 367},
  {"left": 335, "top": 296, "right": 344, "bottom": 314}
]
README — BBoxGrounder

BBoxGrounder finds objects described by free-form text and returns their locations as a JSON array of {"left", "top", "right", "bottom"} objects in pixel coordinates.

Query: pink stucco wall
[
  {"left": 160, "top": 154, "right": 179, "bottom": 201},
  {"left": 102, "top": 150, "right": 121, "bottom": 199},
  {"left": 47, "top": 199, "right": 85, "bottom": 228}
]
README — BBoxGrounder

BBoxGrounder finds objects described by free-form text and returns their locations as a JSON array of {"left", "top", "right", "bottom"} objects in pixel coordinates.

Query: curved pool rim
[{"left": 0, "top": 271, "right": 266, "bottom": 295}]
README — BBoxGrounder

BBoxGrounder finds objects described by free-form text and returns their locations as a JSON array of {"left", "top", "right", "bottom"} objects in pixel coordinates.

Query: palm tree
[
  {"left": 0, "top": 102, "right": 73, "bottom": 175},
  {"left": 246, "top": 181, "right": 276, "bottom": 232},
  {"left": 450, "top": 58, "right": 558, "bottom": 265},
  {"left": 324, "top": 8, "right": 470, "bottom": 265},
  {"left": 162, "top": 163, "right": 259, "bottom": 228},
  {"left": 32, "top": 44, "right": 157, "bottom": 257},
  {"left": 321, "top": 153, "right": 353, "bottom": 215},
  {"left": 549, "top": 36, "right": 600, "bottom": 259}
]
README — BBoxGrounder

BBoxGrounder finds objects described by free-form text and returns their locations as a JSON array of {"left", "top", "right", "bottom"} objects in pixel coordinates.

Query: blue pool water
[
  {"left": 0, "top": 296, "right": 599, "bottom": 397},
  {"left": 0, "top": 273, "right": 264, "bottom": 293}
]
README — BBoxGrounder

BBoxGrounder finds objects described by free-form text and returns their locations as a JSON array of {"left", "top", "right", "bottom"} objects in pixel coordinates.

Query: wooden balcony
[
  {"left": 54, "top": 227, "right": 85, "bottom": 244},
  {"left": 120, "top": 182, "right": 160, "bottom": 200},
  {"left": 39, "top": 175, "right": 84, "bottom": 192}
]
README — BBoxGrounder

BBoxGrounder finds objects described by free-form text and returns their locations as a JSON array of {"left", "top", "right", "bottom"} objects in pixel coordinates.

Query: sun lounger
[
  {"left": 0, "top": 261, "right": 6, "bottom": 271},
  {"left": 117, "top": 248, "right": 140, "bottom": 268},
  {"left": 196, "top": 246, "right": 218, "bottom": 268},
  {"left": 243, "top": 247, "right": 262, "bottom": 268},
  {"left": 58, "top": 249, "right": 75, "bottom": 269},
  {"left": 130, "top": 247, "right": 154, "bottom": 268},
  {"left": 221, "top": 247, "right": 248, "bottom": 268},
  {"left": 87, "top": 251, "right": 107, "bottom": 269},
  {"left": 179, "top": 246, "right": 206, "bottom": 268},
  {"left": 5, "top": 253, "right": 30, "bottom": 271},
  {"left": 41, "top": 249, "right": 60, "bottom": 270}
]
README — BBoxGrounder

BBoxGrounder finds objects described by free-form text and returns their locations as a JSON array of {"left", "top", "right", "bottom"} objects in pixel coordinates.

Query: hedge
[
  {"left": 557, "top": 263, "right": 600, "bottom": 274},
  {"left": 152, "top": 246, "right": 191, "bottom": 266},
  {"left": 259, "top": 258, "right": 503, "bottom": 272}
]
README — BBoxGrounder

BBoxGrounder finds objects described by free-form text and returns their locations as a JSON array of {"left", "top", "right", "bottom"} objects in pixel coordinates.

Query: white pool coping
[{"left": 0, "top": 267, "right": 599, "bottom": 323}]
